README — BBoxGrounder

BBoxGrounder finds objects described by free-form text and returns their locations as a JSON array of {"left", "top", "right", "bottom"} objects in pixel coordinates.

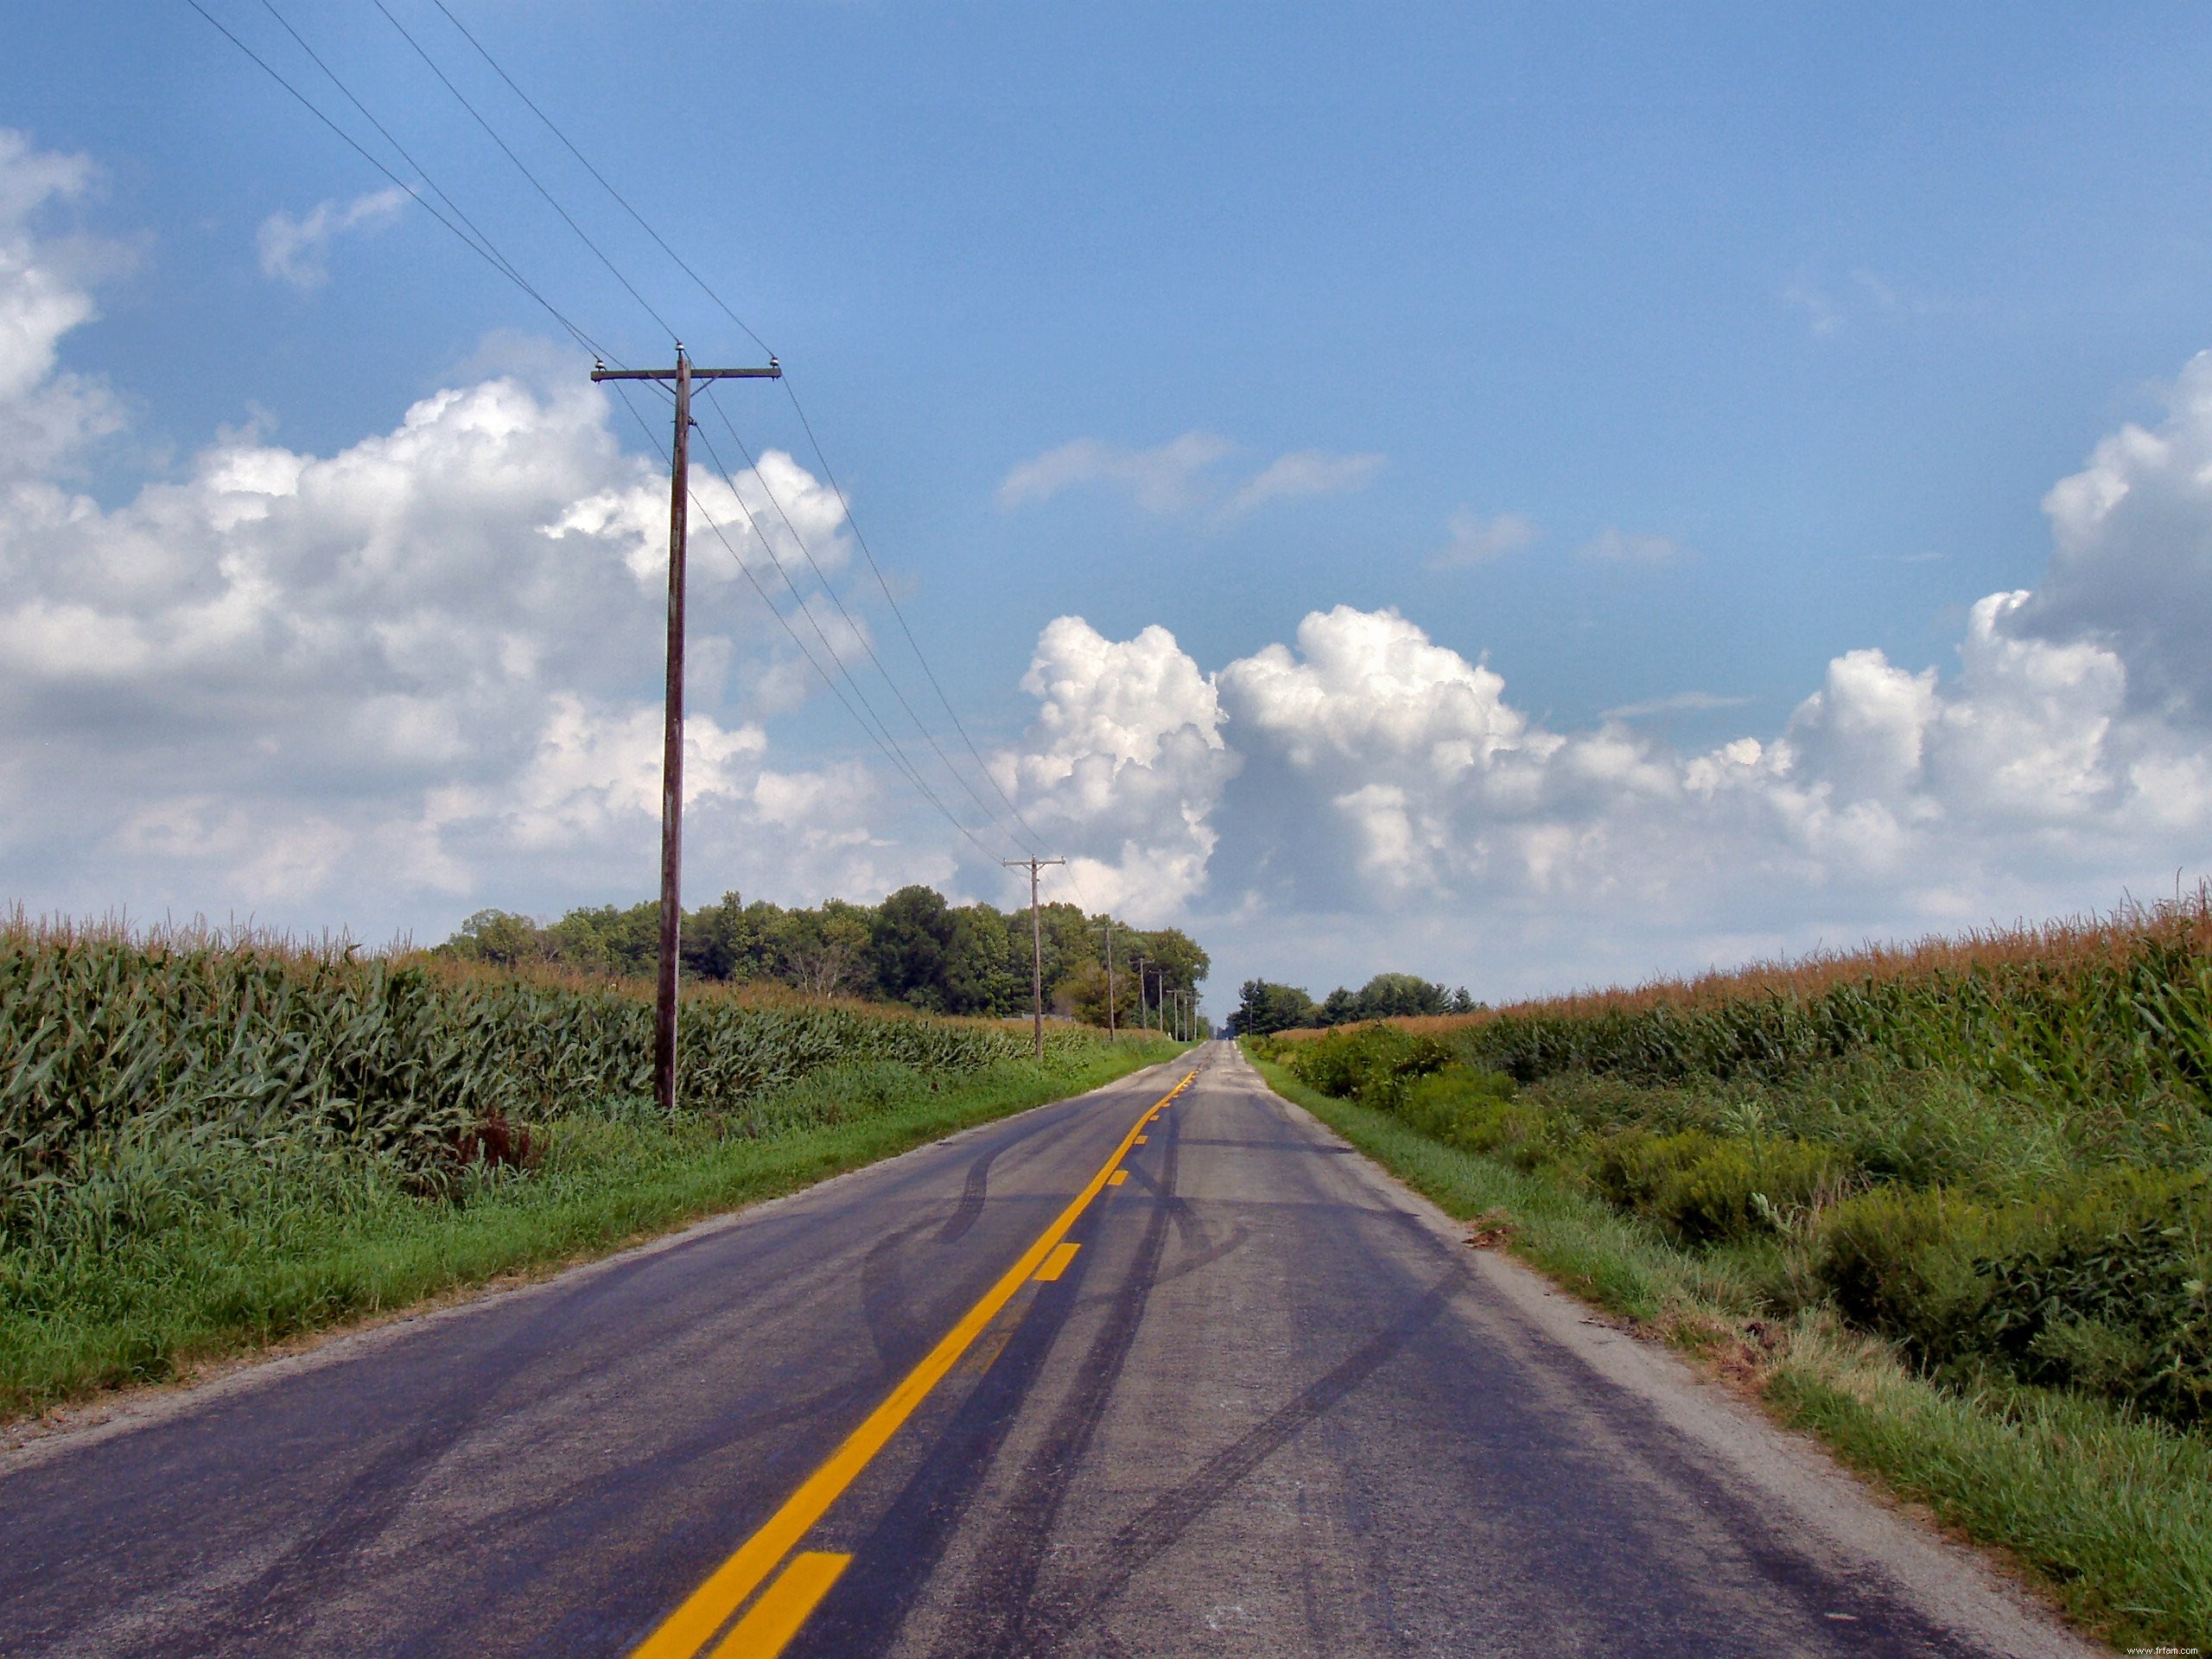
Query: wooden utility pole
[
  {"left": 1101, "top": 917, "right": 1116, "bottom": 1039},
  {"left": 1130, "top": 957, "right": 1150, "bottom": 1033},
  {"left": 1002, "top": 856, "right": 1065, "bottom": 1058},
  {"left": 590, "top": 346, "right": 780, "bottom": 1114}
]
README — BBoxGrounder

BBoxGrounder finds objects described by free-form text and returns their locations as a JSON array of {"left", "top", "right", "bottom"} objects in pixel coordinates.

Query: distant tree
[
  {"left": 448, "top": 909, "right": 541, "bottom": 968},
  {"left": 681, "top": 890, "right": 776, "bottom": 982},
  {"left": 1358, "top": 972, "right": 1452, "bottom": 1019},
  {"left": 1449, "top": 986, "right": 1476, "bottom": 1014},
  {"left": 942, "top": 904, "right": 1027, "bottom": 1016},
  {"left": 782, "top": 901, "right": 873, "bottom": 998},
  {"left": 541, "top": 901, "right": 659, "bottom": 979},
  {"left": 431, "top": 885, "right": 1203, "bottom": 1020},
  {"left": 1128, "top": 927, "right": 1211, "bottom": 1023},
  {"left": 868, "top": 885, "right": 957, "bottom": 1009},
  {"left": 1314, "top": 972, "right": 1453, "bottom": 1025},
  {"left": 1231, "top": 979, "right": 1320, "bottom": 1036}
]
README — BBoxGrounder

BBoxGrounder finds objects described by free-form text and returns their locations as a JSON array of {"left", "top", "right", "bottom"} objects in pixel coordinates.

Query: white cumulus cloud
[
  {"left": 0, "top": 131, "right": 931, "bottom": 931},
  {"left": 1001, "top": 350, "right": 2212, "bottom": 995},
  {"left": 995, "top": 616, "right": 1239, "bottom": 922}
]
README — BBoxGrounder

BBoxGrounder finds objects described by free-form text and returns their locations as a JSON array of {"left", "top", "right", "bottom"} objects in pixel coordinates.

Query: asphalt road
[{"left": 0, "top": 1041, "right": 2097, "bottom": 1658}]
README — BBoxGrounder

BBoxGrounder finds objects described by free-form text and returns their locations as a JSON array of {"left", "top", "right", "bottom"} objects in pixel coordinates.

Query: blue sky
[{"left": 7, "top": 3, "right": 2212, "bottom": 1008}]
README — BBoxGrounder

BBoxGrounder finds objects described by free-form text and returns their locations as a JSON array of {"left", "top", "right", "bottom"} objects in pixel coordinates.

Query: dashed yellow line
[
  {"left": 706, "top": 1554, "right": 849, "bottom": 1659},
  {"left": 628, "top": 1069, "right": 1198, "bottom": 1659},
  {"left": 1109, "top": 1169, "right": 1129, "bottom": 1186},
  {"left": 1033, "top": 1242, "right": 1081, "bottom": 1282}
]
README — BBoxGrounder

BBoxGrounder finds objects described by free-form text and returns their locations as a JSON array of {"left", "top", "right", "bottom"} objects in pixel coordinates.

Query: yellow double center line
[{"left": 631, "top": 1069, "right": 1197, "bottom": 1659}]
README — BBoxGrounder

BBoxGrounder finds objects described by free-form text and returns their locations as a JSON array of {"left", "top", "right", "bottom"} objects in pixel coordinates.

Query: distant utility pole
[
  {"left": 1002, "top": 855, "right": 1065, "bottom": 1058},
  {"left": 591, "top": 346, "right": 781, "bottom": 1115},
  {"left": 1101, "top": 917, "right": 1117, "bottom": 1039}
]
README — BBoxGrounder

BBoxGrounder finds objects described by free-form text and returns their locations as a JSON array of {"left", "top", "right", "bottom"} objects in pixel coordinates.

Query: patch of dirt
[{"left": 1462, "top": 1210, "right": 1521, "bottom": 1249}]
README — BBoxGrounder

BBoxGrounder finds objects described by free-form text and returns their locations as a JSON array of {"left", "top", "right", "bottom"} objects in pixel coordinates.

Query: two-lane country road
[{"left": 1, "top": 1042, "right": 2096, "bottom": 1657}]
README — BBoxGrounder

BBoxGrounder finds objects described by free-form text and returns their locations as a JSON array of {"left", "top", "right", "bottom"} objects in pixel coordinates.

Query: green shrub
[
  {"left": 1591, "top": 1128, "right": 1847, "bottom": 1245},
  {"left": 1814, "top": 1173, "right": 2212, "bottom": 1429},
  {"left": 1592, "top": 1128, "right": 1717, "bottom": 1211},
  {"left": 1656, "top": 1138, "right": 1847, "bottom": 1243},
  {"left": 1397, "top": 1065, "right": 1515, "bottom": 1135},
  {"left": 1814, "top": 1185, "right": 2005, "bottom": 1360},
  {"left": 1282, "top": 1022, "right": 1451, "bottom": 1109}
]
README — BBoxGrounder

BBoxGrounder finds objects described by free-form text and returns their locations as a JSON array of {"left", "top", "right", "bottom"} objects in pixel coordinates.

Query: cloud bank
[{"left": 991, "top": 358, "right": 2212, "bottom": 994}]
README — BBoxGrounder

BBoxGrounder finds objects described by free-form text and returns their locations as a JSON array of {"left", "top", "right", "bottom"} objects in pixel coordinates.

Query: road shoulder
[{"left": 1231, "top": 1046, "right": 2108, "bottom": 1659}]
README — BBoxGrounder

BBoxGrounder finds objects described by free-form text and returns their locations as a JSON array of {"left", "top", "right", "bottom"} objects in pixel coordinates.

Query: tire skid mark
[
  {"left": 99, "top": 1304, "right": 589, "bottom": 1659},
  {"left": 934, "top": 1141, "right": 1004, "bottom": 1247},
  {"left": 1016, "top": 1275, "right": 1458, "bottom": 1658},
  {"left": 861, "top": 1220, "right": 939, "bottom": 1372},
  {"left": 779, "top": 1081, "right": 1195, "bottom": 1659},
  {"left": 932, "top": 1103, "right": 1188, "bottom": 1659}
]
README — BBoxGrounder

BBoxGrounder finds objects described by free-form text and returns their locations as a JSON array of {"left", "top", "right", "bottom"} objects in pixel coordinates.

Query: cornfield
[
  {"left": 1280, "top": 890, "right": 2212, "bottom": 1122},
  {"left": 1, "top": 914, "right": 1092, "bottom": 1245}
]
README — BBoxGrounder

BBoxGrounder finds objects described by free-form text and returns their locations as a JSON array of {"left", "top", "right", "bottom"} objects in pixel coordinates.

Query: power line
[
  {"left": 423, "top": 0, "right": 776, "bottom": 359},
  {"left": 698, "top": 385, "right": 1038, "bottom": 855},
  {"left": 200, "top": 0, "right": 1060, "bottom": 887},
  {"left": 183, "top": 0, "right": 612, "bottom": 363},
  {"left": 410, "top": 3, "right": 1047, "bottom": 862},
  {"left": 626, "top": 390, "right": 1011, "bottom": 864},
  {"left": 366, "top": 0, "right": 681, "bottom": 341},
  {"left": 609, "top": 383, "right": 991, "bottom": 860},
  {"left": 231, "top": 0, "right": 614, "bottom": 362},
  {"left": 685, "top": 416, "right": 1014, "bottom": 862},
  {"left": 777, "top": 381, "right": 1056, "bottom": 853}
]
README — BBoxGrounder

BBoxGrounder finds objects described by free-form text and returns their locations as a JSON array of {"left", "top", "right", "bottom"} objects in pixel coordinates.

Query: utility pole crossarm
[{"left": 590, "top": 361, "right": 781, "bottom": 382}]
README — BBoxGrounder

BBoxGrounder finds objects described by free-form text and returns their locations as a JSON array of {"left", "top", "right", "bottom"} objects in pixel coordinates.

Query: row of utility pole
[
  {"left": 1125, "top": 954, "right": 1198, "bottom": 1041},
  {"left": 607, "top": 346, "right": 1199, "bottom": 1109}
]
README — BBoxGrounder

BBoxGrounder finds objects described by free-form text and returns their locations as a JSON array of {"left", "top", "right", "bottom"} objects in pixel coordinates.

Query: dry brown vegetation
[{"left": 1273, "top": 886, "right": 2212, "bottom": 1039}]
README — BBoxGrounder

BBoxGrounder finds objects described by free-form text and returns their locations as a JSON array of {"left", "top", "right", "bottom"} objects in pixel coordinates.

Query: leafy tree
[
  {"left": 943, "top": 904, "right": 1027, "bottom": 1016},
  {"left": 543, "top": 902, "right": 660, "bottom": 978},
  {"left": 780, "top": 901, "right": 873, "bottom": 998},
  {"left": 430, "top": 885, "right": 1203, "bottom": 1024},
  {"left": 1231, "top": 978, "right": 1320, "bottom": 1035},
  {"left": 867, "top": 886, "right": 957, "bottom": 1010},
  {"left": 448, "top": 909, "right": 542, "bottom": 969},
  {"left": 1314, "top": 972, "right": 1455, "bottom": 1026}
]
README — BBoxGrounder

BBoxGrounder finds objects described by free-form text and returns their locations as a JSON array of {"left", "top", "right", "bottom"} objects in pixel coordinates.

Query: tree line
[
  {"left": 1229, "top": 972, "right": 1478, "bottom": 1036},
  {"left": 436, "top": 886, "right": 1208, "bottom": 1027}
]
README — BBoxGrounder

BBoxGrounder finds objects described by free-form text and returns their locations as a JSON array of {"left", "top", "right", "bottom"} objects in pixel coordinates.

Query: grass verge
[
  {"left": 1251, "top": 1053, "right": 2212, "bottom": 1653},
  {"left": 3, "top": 1044, "right": 1178, "bottom": 1424}
]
